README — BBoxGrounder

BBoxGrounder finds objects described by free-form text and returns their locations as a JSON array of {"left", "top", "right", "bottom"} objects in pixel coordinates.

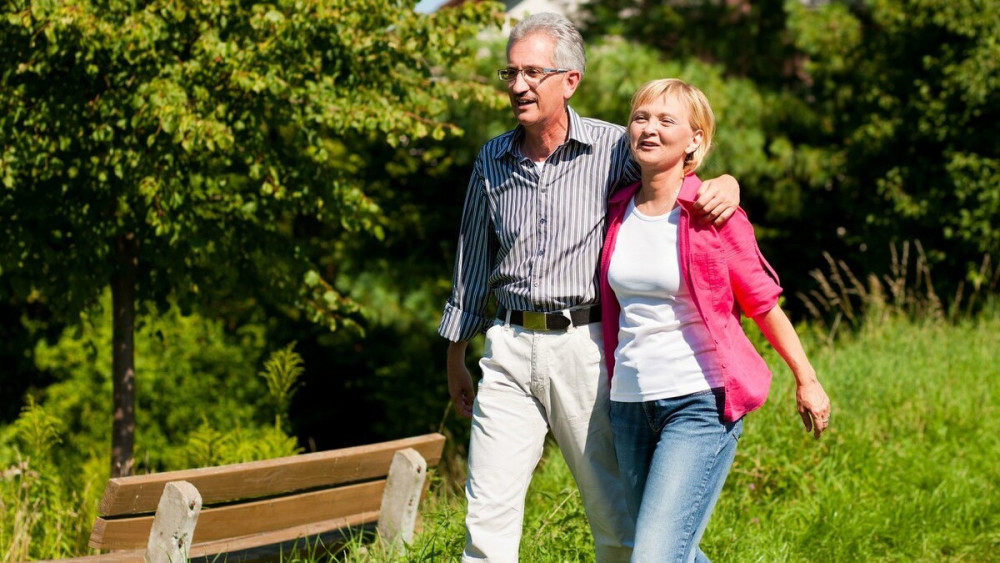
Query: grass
[
  {"left": 323, "top": 303, "right": 998, "bottom": 562},
  {"left": 385, "top": 244, "right": 1000, "bottom": 562},
  {"left": 5, "top": 247, "right": 999, "bottom": 562},
  {"left": 704, "top": 310, "right": 1000, "bottom": 562}
]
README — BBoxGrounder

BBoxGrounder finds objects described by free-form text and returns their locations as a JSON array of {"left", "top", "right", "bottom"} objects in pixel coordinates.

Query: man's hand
[
  {"left": 447, "top": 341, "right": 475, "bottom": 419},
  {"left": 694, "top": 174, "right": 740, "bottom": 227}
]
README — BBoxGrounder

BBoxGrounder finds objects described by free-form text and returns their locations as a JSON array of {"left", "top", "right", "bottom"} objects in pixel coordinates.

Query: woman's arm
[{"left": 753, "top": 305, "right": 832, "bottom": 439}]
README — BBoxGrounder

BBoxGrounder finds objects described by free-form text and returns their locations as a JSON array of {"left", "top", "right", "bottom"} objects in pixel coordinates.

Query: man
[{"left": 438, "top": 12, "right": 739, "bottom": 562}]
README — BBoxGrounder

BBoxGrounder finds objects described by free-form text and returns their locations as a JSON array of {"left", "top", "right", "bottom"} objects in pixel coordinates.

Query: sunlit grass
[
  {"left": 704, "top": 310, "right": 1000, "bottom": 562},
  {"left": 4, "top": 248, "right": 998, "bottom": 562},
  {"left": 378, "top": 308, "right": 999, "bottom": 562}
]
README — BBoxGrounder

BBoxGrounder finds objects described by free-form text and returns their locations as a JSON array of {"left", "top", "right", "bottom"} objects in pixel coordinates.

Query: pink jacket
[{"left": 599, "top": 175, "right": 783, "bottom": 422}]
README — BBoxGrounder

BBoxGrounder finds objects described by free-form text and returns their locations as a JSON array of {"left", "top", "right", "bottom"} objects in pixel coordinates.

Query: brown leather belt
[{"left": 500, "top": 306, "right": 601, "bottom": 331}]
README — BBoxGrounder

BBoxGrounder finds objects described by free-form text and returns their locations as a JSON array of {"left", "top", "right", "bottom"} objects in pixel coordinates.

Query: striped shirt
[{"left": 439, "top": 107, "right": 640, "bottom": 342}]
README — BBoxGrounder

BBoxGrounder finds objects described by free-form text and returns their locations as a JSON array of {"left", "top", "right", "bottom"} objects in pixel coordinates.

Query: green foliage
[
  {"left": 23, "top": 291, "right": 293, "bottom": 473},
  {"left": 1, "top": 403, "right": 95, "bottom": 559},
  {"left": 10, "top": 397, "right": 62, "bottom": 461},
  {"left": 174, "top": 419, "right": 300, "bottom": 468},
  {"left": 28, "top": 295, "right": 265, "bottom": 473},
  {"left": 578, "top": 0, "right": 1000, "bottom": 309},
  {"left": 1, "top": 292, "right": 308, "bottom": 557},
  {"left": 581, "top": 0, "right": 799, "bottom": 89},
  {"left": 783, "top": 0, "right": 1000, "bottom": 274},
  {"left": 0, "top": 0, "right": 504, "bottom": 331},
  {"left": 258, "top": 341, "right": 305, "bottom": 430},
  {"left": 0, "top": 0, "right": 505, "bottom": 476}
]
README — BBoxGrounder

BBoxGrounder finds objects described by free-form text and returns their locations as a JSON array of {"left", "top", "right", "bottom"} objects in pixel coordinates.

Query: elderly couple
[{"left": 438, "top": 12, "right": 831, "bottom": 563}]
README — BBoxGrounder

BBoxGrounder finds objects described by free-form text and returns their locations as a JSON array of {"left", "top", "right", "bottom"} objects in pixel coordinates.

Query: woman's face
[{"left": 628, "top": 93, "right": 702, "bottom": 172}]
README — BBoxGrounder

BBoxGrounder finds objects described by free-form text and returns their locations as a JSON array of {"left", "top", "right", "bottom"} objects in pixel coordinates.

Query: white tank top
[{"left": 606, "top": 199, "right": 723, "bottom": 402}]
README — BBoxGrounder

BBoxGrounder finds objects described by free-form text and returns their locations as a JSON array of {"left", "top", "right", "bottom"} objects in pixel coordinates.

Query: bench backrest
[{"left": 89, "top": 433, "right": 446, "bottom": 557}]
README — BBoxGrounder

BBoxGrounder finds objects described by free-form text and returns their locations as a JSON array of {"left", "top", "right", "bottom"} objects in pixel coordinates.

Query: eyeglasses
[{"left": 497, "top": 67, "right": 571, "bottom": 84}]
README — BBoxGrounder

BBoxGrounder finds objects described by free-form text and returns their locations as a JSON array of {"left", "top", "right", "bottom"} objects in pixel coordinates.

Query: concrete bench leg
[
  {"left": 376, "top": 448, "right": 427, "bottom": 550},
  {"left": 145, "top": 480, "right": 202, "bottom": 563}
]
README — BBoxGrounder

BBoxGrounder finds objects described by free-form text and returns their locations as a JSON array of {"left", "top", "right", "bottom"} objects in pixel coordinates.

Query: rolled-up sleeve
[
  {"left": 438, "top": 159, "right": 495, "bottom": 342},
  {"left": 722, "top": 209, "right": 782, "bottom": 318}
]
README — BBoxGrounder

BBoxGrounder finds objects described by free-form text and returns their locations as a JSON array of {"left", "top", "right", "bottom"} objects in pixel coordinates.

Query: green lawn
[
  {"left": 392, "top": 309, "right": 1000, "bottom": 562},
  {"left": 6, "top": 308, "right": 996, "bottom": 562}
]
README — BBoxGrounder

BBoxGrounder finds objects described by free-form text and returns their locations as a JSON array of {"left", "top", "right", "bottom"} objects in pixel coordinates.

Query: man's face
[{"left": 505, "top": 33, "right": 577, "bottom": 130}]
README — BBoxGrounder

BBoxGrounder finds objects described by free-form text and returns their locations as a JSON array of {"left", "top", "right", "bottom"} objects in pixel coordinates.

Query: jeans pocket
[{"left": 729, "top": 418, "right": 744, "bottom": 442}]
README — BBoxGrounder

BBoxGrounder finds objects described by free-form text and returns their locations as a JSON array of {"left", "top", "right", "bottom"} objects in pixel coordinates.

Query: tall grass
[
  {"left": 704, "top": 308, "right": 1000, "bottom": 561},
  {"left": 372, "top": 308, "right": 997, "bottom": 562},
  {"left": 364, "top": 248, "right": 1000, "bottom": 562},
  {"left": 5, "top": 247, "right": 997, "bottom": 561},
  {"left": 0, "top": 401, "right": 98, "bottom": 561},
  {"left": 0, "top": 344, "right": 306, "bottom": 561}
]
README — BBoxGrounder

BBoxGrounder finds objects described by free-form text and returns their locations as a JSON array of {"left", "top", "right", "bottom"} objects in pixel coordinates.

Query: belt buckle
[{"left": 521, "top": 311, "right": 548, "bottom": 331}]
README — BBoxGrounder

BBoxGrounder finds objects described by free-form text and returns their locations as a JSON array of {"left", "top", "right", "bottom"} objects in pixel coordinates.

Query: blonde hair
[{"left": 629, "top": 78, "right": 715, "bottom": 173}]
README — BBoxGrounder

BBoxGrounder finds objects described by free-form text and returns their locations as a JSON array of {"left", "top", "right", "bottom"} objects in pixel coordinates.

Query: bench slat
[
  {"left": 90, "top": 480, "right": 384, "bottom": 550},
  {"left": 97, "top": 433, "right": 445, "bottom": 516},
  {"left": 188, "top": 512, "right": 377, "bottom": 557},
  {"left": 35, "top": 513, "right": 380, "bottom": 563},
  {"left": 29, "top": 553, "right": 144, "bottom": 563}
]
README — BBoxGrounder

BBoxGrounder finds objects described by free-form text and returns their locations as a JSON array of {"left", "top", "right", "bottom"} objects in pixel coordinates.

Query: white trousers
[{"left": 463, "top": 321, "right": 633, "bottom": 563}]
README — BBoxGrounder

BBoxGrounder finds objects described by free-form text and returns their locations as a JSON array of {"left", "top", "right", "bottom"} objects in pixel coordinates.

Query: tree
[
  {"left": 0, "top": 0, "right": 502, "bottom": 476},
  {"left": 280, "top": 33, "right": 511, "bottom": 450},
  {"left": 580, "top": 0, "right": 798, "bottom": 88},
  {"left": 783, "top": 0, "right": 1000, "bottom": 281},
  {"left": 579, "top": 0, "right": 1000, "bottom": 301},
  {"left": 576, "top": 1, "right": 854, "bottom": 305}
]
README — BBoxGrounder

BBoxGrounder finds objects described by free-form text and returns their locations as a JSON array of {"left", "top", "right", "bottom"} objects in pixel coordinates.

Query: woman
[{"left": 599, "top": 78, "right": 831, "bottom": 562}]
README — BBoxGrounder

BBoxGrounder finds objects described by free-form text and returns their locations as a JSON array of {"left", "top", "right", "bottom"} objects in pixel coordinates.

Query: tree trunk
[{"left": 110, "top": 232, "right": 138, "bottom": 477}]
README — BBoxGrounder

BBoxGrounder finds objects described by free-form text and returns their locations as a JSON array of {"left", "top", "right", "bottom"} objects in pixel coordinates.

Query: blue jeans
[{"left": 610, "top": 390, "right": 742, "bottom": 563}]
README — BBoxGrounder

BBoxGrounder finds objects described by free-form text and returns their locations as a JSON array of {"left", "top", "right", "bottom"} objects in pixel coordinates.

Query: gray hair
[{"left": 507, "top": 12, "right": 586, "bottom": 75}]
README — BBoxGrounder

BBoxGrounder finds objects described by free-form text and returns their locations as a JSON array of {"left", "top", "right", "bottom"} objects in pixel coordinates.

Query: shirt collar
[
  {"left": 609, "top": 173, "right": 703, "bottom": 207},
  {"left": 676, "top": 173, "right": 703, "bottom": 206},
  {"left": 501, "top": 106, "right": 592, "bottom": 160}
]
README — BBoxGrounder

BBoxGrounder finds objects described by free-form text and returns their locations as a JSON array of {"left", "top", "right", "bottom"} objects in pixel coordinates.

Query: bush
[{"left": 0, "top": 293, "right": 305, "bottom": 558}]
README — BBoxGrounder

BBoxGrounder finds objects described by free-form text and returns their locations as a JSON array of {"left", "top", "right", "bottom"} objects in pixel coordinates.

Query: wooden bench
[{"left": 80, "top": 433, "right": 446, "bottom": 563}]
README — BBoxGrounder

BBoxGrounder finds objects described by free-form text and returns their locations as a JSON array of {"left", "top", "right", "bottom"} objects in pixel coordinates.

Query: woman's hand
[
  {"left": 797, "top": 378, "right": 831, "bottom": 439},
  {"left": 753, "top": 306, "right": 832, "bottom": 440}
]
